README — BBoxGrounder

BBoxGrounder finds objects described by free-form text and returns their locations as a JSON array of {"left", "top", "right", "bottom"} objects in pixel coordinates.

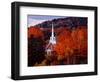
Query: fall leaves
[
  {"left": 28, "top": 26, "right": 44, "bottom": 38},
  {"left": 54, "top": 26, "right": 87, "bottom": 57},
  {"left": 28, "top": 26, "right": 87, "bottom": 66}
]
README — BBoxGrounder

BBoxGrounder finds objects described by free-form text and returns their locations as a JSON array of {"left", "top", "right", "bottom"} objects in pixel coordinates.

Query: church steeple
[
  {"left": 51, "top": 22, "right": 54, "bottom": 38},
  {"left": 49, "top": 23, "right": 56, "bottom": 44},
  {"left": 45, "top": 22, "right": 56, "bottom": 55}
]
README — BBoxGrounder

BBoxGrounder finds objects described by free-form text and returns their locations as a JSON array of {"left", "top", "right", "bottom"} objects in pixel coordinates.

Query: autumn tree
[{"left": 28, "top": 26, "right": 45, "bottom": 66}]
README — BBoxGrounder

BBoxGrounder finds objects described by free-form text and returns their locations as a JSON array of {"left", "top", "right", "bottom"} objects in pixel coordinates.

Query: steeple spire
[
  {"left": 45, "top": 22, "right": 57, "bottom": 56},
  {"left": 49, "top": 22, "right": 56, "bottom": 44},
  {"left": 51, "top": 22, "right": 54, "bottom": 38}
]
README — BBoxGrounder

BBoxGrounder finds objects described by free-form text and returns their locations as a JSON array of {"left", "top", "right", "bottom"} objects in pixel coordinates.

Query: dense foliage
[{"left": 28, "top": 17, "right": 87, "bottom": 66}]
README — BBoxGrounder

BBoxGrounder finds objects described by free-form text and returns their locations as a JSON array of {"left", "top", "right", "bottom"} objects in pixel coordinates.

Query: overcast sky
[{"left": 28, "top": 15, "right": 66, "bottom": 27}]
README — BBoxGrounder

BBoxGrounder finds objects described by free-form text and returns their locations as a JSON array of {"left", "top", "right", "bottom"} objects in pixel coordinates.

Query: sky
[{"left": 28, "top": 15, "right": 66, "bottom": 27}]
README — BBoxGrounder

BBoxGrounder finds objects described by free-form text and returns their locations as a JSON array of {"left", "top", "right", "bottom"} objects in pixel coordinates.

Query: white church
[{"left": 45, "top": 23, "right": 56, "bottom": 56}]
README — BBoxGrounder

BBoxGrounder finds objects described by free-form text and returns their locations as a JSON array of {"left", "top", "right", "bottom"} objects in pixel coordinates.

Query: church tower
[{"left": 46, "top": 22, "right": 56, "bottom": 56}]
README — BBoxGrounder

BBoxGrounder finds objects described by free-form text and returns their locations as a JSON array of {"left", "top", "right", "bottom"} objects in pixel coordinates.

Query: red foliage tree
[
  {"left": 28, "top": 26, "right": 44, "bottom": 38},
  {"left": 54, "top": 27, "right": 87, "bottom": 58}
]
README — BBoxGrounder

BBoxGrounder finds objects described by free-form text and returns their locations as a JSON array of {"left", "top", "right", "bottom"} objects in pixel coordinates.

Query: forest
[{"left": 28, "top": 17, "right": 88, "bottom": 66}]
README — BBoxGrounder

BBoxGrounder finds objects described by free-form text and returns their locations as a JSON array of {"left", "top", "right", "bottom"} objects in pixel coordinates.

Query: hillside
[
  {"left": 35, "top": 17, "right": 87, "bottom": 29},
  {"left": 28, "top": 17, "right": 88, "bottom": 66}
]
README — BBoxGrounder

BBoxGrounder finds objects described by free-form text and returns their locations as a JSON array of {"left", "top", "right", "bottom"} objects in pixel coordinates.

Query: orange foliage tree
[
  {"left": 54, "top": 27, "right": 87, "bottom": 58},
  {"left": 28, "top": 26, "right": 44, "bottom": 38}
]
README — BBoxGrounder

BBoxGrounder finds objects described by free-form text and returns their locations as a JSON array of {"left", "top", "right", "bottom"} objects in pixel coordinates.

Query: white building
[{"left": 46, "top": 23, "right": 56, "bottom": 56}]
